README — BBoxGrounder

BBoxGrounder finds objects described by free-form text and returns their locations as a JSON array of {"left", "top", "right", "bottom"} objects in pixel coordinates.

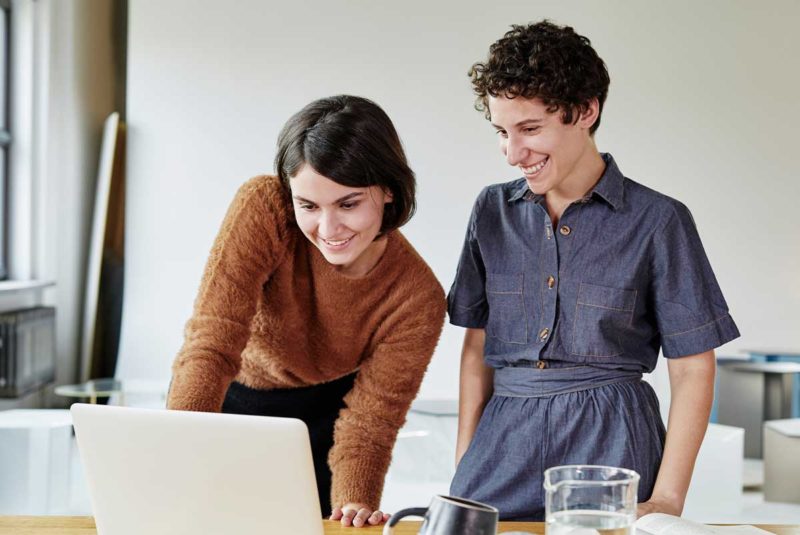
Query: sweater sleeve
[
  {"left": 327, "top": 281, "right": 446, "bottom": 510},
  {"left": 167, "top": 177, "right": 291, "bottom": 412}
]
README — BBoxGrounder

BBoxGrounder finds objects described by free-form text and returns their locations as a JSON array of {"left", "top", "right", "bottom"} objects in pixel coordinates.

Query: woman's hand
[
  {"left": 330, "top": 503, "right": 390, "bottom": 528},
  {"left": 637, "top": 496, "right": 682, "bottom": 518}
]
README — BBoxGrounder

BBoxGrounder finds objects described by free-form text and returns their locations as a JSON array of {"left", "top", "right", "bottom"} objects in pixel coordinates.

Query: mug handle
[{"left": 382, "top": 507, "right": 428, "bottom": 535}]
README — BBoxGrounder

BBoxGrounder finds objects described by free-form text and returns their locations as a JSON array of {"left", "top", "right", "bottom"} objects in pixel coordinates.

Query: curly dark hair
[{"left": 469, "top": 20, "right": 610, "bottom": 134}]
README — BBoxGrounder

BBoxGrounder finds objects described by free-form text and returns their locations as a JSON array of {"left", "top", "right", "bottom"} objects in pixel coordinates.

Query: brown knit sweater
[{"left": 167, "top": 175, "right": 446, "bottom": 510}]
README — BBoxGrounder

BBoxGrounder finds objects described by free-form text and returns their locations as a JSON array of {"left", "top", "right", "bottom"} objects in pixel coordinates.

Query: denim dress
[{"left": 447, "top": 154, "right": 740, "bottom": 520}]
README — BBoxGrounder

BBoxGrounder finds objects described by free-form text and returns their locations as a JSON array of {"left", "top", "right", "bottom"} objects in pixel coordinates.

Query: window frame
[{"left": 0, "top": 0, "right": 11, "bottom": 280}]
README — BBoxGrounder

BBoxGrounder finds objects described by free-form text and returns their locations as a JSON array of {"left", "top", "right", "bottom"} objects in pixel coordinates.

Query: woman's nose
[
  {"left": 318, "top": 209, "right": 341, "bottom": 237},
  {"left": 505, "top": 136, "right": 527, "bottom": 166}
]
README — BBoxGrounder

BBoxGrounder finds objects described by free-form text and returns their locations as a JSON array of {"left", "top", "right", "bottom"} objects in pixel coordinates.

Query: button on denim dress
[{"left": 447, "top": 154, "right": 740, "bottom": 520}]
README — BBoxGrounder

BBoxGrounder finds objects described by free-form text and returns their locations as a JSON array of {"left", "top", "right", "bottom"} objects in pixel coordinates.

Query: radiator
[{"left": 0, "top": 307, "right": 56, "bottom": 398}]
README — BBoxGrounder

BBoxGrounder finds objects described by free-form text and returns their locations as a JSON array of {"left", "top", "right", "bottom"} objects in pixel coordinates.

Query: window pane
[
  {"left": 0, "top": 8, "right": 6, "bottom": 130},
  {"left": 0, "top": 6, "right": 6, "bottom": 280},
  {"left": 0, "top": 147, "right": 6, "bottom": 279}
]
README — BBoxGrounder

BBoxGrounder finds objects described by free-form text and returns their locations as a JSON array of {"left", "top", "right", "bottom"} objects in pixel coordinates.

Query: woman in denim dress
[{"left": 447, "top": 21, "right": 740, "bottom": 521}]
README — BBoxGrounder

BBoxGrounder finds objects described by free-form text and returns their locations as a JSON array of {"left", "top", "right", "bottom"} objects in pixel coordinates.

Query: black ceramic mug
[{"left": 383, "top": 495, "right": 499, "bottom": 535}]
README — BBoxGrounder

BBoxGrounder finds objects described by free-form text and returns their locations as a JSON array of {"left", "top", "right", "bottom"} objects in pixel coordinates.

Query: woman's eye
[
  {"left": 523, "top": 127, "right": 540, "bottom": 134},
  {"left": 495, "top": 130, "right": 508, "bottom": 138},
  {"left": 299, "top": 204, "right": 316, "bottom": 211},
  {"left": 340, "top": 202, "right": 358, "bottom": 210}
]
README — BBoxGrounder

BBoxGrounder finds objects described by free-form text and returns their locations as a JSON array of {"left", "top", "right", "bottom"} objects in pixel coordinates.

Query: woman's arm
[
  {"left": 167, "top": 177, "right": 289, "bottom": 412},
  {"left": 327, "top": 286, "right": 446, "bottom": 527},
  {"left": 328, "top": 282, "right": 445, "bottom": 526},
  {"left": 637, "top": 350, "right": 716, "bottom": 517},
  {"left": 455, "top": 328, "right": 493, "bottom": 466}
]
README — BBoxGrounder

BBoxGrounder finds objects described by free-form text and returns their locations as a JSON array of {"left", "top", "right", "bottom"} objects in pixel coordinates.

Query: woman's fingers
[
  {"left": 367, "top": 510, "right": 384, "bottom": 525},
  {"left": 352, "top": 508, "right": 371, "bottom": 528},
  {"left": 340, "top": 507, "right": 357, "bottom": 527},
  {"left": 336, "top": 504, "right": 386, "bottom": 528}
]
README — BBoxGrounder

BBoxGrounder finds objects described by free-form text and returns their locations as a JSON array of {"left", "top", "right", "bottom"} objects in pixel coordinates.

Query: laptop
[{"left": 71, "top": 403, "right": 324, "bottom": 535}]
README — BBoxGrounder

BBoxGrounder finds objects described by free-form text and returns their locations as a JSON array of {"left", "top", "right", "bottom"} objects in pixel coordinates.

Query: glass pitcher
[{"left": 544, "top": 465, "right": 639, "bottom": 535}]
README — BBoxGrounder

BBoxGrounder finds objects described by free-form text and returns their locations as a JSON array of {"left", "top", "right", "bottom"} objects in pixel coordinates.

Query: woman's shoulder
[
  {"left": 206, "top": 176, "right": 298, "bottom": 267},
  {"left": 227, "top": 174, "right": 296, "bottom": 230},
  {"left": 235, "top": 175, "right": 292, "bottom": 211},
  {"left": 386, "top": 232, "right": 445, "bottom": 301}
]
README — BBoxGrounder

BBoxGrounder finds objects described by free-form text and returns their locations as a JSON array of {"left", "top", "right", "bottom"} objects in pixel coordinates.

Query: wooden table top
[
  {"left": 0, "top": 516, "right": 539, "bottom": 534},
  {"left": 1, "top": 517, "right": 798, "bottom": 535}
]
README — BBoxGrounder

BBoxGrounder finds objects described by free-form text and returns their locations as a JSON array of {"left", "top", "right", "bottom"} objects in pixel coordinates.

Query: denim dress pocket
[
  {"left": 485, "top": 273, "right": 527, "bottom": 344},
  {"left": 570, "top": 283, "right": 636, "bottom": 358}
]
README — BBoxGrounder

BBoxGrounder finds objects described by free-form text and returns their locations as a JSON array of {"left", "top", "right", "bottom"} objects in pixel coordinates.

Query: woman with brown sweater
[{"left": 166, "top": 95, "right": 446, "bottom": 528}]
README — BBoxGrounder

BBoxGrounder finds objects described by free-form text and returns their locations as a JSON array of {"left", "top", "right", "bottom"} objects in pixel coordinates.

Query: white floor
[{"left": 5, "top": 408, "right": 800, "bottom": 524}]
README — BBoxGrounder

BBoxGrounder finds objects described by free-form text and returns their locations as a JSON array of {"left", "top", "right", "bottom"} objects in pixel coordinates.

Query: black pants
[{"left": 221, "top": 373, "right": 357, "bottom": 517}]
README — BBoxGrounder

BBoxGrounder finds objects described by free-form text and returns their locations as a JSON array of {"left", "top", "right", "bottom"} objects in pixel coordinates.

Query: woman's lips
[
  {"left": 521, "top": 156, "right": 549, "bottom": 177},
  {"left": 320, "top": 235, "right": 354, "bottom": 251}
]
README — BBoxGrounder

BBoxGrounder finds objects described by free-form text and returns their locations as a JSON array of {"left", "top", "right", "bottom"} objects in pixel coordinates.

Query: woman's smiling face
[
  {"left": 290, "top": 164, "right": 392, "bottom": 276},
  {"left": 489, "top": 95, "right": 597, "bottom": 197}
]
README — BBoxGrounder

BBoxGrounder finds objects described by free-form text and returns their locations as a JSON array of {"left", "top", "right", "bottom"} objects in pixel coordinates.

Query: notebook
[{"left": 71, "top": 403, "right": 323, "bottom": 535}]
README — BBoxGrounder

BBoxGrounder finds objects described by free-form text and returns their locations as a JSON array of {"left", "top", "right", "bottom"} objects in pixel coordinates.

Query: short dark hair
[
  {"left": 469, "top": 20, "right": 610, "bottom": 134},
  {"left": 275, "top": 95, "right": 416, "bottom": 234}
]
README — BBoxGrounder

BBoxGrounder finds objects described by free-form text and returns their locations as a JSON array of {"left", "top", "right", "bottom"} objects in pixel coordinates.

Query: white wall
[{"left": 120, "top": 0, "right": 800, "bottom": 403}]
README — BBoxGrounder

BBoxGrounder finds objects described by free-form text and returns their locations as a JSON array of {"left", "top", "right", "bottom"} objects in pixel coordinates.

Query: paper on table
[{"left": 636, "top": 513, "right": 771, "bottom": 535}]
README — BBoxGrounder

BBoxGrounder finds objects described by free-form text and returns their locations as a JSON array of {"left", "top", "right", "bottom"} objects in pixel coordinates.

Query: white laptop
[{"left": 71, "top": 403, "right": 324, "bottom": 535}]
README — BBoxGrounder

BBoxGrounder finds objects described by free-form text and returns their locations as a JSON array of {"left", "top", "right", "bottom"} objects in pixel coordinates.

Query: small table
[
  {"left": 54, "top": 378, "right": 168, "bottom": 406},
  {"left": 717, "top": 361, "right": 800, "bottom": 457},
  {"left": 55, "top": 378, "right": 123, "bottom": 405},
  {"left": 743, "top": 349, "right": 800, "bottom": 361},
  {"left": 743, "top": 350, "right": 800, "bottom": 419}
]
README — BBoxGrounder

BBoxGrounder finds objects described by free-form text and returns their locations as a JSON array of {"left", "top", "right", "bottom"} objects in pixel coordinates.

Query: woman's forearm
[
  {"left": 648, "top": 350, "right": 716, "bottom": 513},
  {"left": 455, "top": 328, "right": 493, "bottom": 465}
]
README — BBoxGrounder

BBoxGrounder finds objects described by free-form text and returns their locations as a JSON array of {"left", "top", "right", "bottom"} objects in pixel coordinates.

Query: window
[{"left": 0, "top": 0, "right": 9, "bottom": 280}]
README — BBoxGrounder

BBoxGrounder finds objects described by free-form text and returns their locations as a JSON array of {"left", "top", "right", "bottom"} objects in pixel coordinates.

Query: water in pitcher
[{"left": 546, "top": 509, "right": 635, "bottom": 535}]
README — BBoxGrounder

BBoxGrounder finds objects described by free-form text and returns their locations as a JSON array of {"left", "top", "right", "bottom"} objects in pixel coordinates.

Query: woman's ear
[{"left": 578, "top": 97, "right": 600, "bottom": 130}]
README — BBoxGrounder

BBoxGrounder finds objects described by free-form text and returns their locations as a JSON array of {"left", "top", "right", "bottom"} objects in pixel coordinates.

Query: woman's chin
[
  {"left": 317, "top": 245, "right": 361, "bottom": 270},
  {"left": 319, "top": 249, "right": 350, "bottom": 264}
]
